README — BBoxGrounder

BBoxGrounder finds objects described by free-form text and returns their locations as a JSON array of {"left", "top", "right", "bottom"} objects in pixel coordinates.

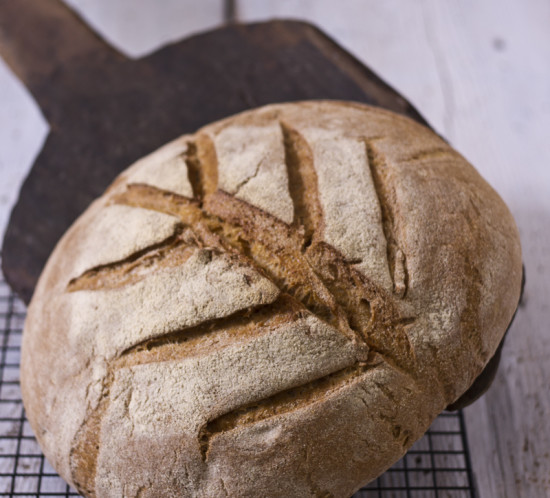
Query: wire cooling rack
[{"left": 0, "top": 260, "right": 477, "bottom": 497}]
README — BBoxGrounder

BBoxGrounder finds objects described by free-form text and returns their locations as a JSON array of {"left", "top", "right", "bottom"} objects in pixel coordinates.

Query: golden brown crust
[{"left": 21, "top": 101, "right": 522, "bottom": 497}]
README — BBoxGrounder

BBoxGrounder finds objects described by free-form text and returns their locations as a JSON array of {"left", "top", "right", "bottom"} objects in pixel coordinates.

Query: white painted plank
[
  {"left": 237, "top": 0, "right": 448, "bottom": 138},
  {"left": 238, "top": 1, "right": 550, "bottom": 496},
  {"left": 62, "top": 0, "right": 225, "bottom": 58}
]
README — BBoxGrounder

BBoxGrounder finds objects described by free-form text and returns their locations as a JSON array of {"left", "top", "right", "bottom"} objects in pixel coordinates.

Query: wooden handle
[{"left": 0, "top": 0, "right": 118, "bottom": 107}]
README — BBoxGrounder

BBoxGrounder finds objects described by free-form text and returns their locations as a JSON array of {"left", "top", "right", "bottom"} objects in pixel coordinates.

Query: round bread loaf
[{"left": 21, "top": 101, "right": 522, "bottom": 497}]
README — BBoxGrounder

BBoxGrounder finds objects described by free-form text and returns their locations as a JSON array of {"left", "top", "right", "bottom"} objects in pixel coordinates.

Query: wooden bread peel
[{"left": 0, "top": 0, "right": 515, "bottom": 410}]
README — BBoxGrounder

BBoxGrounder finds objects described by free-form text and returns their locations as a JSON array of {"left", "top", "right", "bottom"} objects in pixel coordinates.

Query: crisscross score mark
[{"left": 68, "top": 124, "right": 417, "bottom": 494}]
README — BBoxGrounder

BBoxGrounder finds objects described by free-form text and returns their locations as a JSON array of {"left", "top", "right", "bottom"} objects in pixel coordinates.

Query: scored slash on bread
[{"left": 21, "top": 101, "right": 522, "bottom": 497}]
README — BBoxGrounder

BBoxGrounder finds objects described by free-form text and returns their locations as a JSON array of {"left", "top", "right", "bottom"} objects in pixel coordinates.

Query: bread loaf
[{"left": 21, "top": 101, "right": 522, "bottom": 497}]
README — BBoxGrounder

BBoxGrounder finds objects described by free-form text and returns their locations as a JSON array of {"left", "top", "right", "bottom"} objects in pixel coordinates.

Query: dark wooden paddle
[{"left": 0, "top": 0, "right": 514, "bottom": 409}]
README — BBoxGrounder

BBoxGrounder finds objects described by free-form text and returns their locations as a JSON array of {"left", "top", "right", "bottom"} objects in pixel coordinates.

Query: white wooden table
[{"left": 1, "top": 1, "right": 548, "bottom": 496}]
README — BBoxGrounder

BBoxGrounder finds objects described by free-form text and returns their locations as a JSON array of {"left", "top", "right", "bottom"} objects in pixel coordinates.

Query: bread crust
[{"left": 21, "top": 101, "right": 522, "bottom": 497}]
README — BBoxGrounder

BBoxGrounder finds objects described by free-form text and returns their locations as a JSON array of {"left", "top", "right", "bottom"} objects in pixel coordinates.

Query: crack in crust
[
  {"left": 401, "top": 147, "right": 458, "bottom": 163},
  {"left": 114, "top": 295, "right": 305, "bottom": 369},
  {"left": 198, "top": 362, "right": 377, "bottom": 462},
  {"left": 280, "top": 121, "right": 323, "bottom": 248},
  {"left": 185, "top": 134, "right": 218, "bottom": 200},
  {"left": 69, "top": 125, "right": 418, "bottom": 492},
  {"left": 70, "top": 372, "right": 112, "bottom": 498},
  {"left": 364, "top": 139, "right": 409, "bottom": 298},
  {"left": 66, "top": 225, "right": 198, "bottom": 292},
  {"left": 184, "top": 141, "right": 204, "bottom": 200}
]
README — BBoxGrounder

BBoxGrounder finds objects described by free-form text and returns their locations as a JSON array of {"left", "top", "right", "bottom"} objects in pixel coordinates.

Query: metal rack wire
[{"left": 0, "top": 261, "right": 476, "bottom": 497}]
